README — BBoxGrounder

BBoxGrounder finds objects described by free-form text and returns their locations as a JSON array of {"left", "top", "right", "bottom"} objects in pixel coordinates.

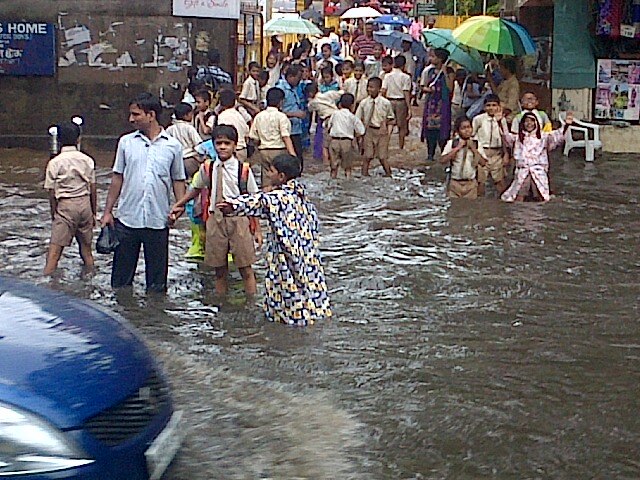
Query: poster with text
[
  {"left": 595, "top": 59, "right": 640, "bottom": 121},
  {"left": 173, "top": 0, "right": 240, "bottom": 20},
  {"left": 0, "top": 22, "right": 55, "bottom": 75}
]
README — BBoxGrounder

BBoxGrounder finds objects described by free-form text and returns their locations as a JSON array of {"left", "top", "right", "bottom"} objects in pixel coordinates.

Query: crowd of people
[{"left": 41, "top": 26, "right": 576, "bottom": 326}]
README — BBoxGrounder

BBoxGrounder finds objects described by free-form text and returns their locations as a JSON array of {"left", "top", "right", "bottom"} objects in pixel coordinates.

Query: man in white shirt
[
  {"left": 327, "top": 93, "right": 365, "bottom": 179},
  {"left": 217, "top": 90, "right": 250, "bottom": 162},
  {"left": 381, "top": 55, "right": 412, "bottom": 149}
]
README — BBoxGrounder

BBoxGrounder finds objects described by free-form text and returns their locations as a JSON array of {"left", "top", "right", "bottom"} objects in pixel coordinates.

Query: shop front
[{"left": 237, "top": 2, "right": 264, "bottom": 87}]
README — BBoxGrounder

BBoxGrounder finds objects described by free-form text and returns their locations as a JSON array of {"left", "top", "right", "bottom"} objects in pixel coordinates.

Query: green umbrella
[
  {"left": 452, "top": 15, "right": 536, "bottom": 57},
  {"left": 422, "top": 28, "right": 485, "bottom": 73},
  {"left": 264, "top": 17, "right": 322, "bottom": 36}
]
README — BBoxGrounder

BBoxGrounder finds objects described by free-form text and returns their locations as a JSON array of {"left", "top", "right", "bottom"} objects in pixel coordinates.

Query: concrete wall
[{"left": 0, "top": 0, "right": 236, "bottom": 147}]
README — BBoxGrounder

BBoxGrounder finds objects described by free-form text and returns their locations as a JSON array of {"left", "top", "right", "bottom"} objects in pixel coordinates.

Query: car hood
[{"left": 0, "top": 278, "right": 154, "bottom": 429}]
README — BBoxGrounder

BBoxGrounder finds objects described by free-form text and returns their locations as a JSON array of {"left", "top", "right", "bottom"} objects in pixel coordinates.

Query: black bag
[{"left": 96, "top": 225, "right": 119, "bottom": 254}]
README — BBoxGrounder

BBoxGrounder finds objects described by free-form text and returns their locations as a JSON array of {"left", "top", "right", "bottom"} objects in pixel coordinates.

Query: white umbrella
[
  {"left": 340, "top": 6, "right": 382, "bottom": 19},
  {"left": 264, "top": 17, "right": 322, "bottom": 35}
]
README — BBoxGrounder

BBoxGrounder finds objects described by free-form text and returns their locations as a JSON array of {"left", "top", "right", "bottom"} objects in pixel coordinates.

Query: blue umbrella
[
  {"left": 372, "top": 14, "right": 411, "bottom": 27},
  {"left": 374, "top": 30, "right": 427, "bottom": 59}
]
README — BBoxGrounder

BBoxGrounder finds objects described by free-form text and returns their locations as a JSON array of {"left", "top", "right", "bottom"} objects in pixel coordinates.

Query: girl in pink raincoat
[{"left": 497, "top": 110, "right": 573, "bottom": 202}]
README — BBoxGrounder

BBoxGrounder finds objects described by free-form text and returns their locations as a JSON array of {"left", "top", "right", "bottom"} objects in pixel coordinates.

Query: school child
[
  {"left": 381, "top": 55, "right": 412, "bottom": 150},
  {"left": 249, "top": 87, "right": 297, "bottom": 188},
  {"left": 344, "top": 61, "right": 368, "bottom": 107},
  {"left": 472, "top": 94, "right": 509, "bottom": 196},
  {"left": 510, "top": 91, "right": 553, "bottom": 133},
  {"left": 355, "top": 77, "right": 395, "bottom": 177},
  {"left": 43, "top": 121, "right": 96, "bottom": 275},
  {"left": 258, "top": 70, "right": 270, "bottom": 108},
  {"left": 316, "top": 43, "right": 339, "bottom": 76},
  {"left": 214, "top": 84, "right": 253, "bottom": 124},
  {"left": 217, "top": 90, "right": 250, "bottom": 162},
  {"left": 364, "top": 42, "right": 384, "bottom": 79},
  {"left": 266, "top": 52, "right": 281, "bottom": 87},
  {"left": 166, "top": 102, "right": 204, "bottom": 179},
  {"left": 299, "top": 66, "right": 314, "bottom": 151},
  {"left": 194, "top": 89, "right": 216, "bottom": 139},
  {"left": 379, "top": 56, "right": 394, "bottom": 81},
  {"left": 327, "top": 93, "right": 365, "bottom": 179},
  {"left": 170, "top": 125, "right": 262, "bottom": 295},
  {"left": 216, "top": 154, "right": 331, "bottom": 326},
  {"left": 239, "top": 61, "right": 262, "bottom": 116},
  {"left": 440, "top": 116, "right": 485, "bottom": 199},
  {"left": 497, "top": 109, "right": 573, "bottom": 202},
  {"left": 307, "top": 82, "right": 343, "bottom": 164},
  {"left": 319, "top": 66, "right": 340, "bottom": 93},
  {"left": 341, "top": 59, "right": 354, "bottom": 81}
]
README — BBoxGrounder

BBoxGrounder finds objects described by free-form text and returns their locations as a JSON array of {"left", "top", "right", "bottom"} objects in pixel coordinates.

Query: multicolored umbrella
[
  {"left": 422, "top": 28, "right": 485, "bottom": 73},
  {"left": 372, "top": 14, "right": 411, "bottom": 27},
  {"left": 452, "top": 15, "right": 536, "bottom": 56},
  {"left": 264, "top": 17, "right": 322, "bottom": 35}
]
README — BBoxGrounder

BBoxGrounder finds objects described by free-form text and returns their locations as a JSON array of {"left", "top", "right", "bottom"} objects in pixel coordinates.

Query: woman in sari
[{"left": 421, "top": 48, "right": 455, "bottom": 161}]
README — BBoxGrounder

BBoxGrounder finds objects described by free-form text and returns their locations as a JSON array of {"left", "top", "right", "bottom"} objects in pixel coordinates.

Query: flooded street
[{"left": 1, "top": 144, "right": 639, "bottom": 478}]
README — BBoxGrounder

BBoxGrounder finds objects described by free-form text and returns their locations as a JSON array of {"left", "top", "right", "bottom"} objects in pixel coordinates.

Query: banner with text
[
  {"left": 173, "top": 0, "right": 240, "bottom": 20},
  {"left": 0, "top": 22, "right": 55, "bottom": 76}
]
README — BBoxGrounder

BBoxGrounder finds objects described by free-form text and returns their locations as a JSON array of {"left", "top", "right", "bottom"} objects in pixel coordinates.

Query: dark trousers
[
  {"left": 290, "top": 134, "right": 303, "bottom": 172},
  {"left": 112, "top": 220, "right": 169, "bottom": 293},
  {"left": 425, "top": 129, "right": 448, "bottom": 159}
]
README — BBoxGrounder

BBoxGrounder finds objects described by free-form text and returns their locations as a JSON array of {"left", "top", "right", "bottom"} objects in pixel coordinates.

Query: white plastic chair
[{"left": 558, "top": 111, "right": 602, "bottom": 162}]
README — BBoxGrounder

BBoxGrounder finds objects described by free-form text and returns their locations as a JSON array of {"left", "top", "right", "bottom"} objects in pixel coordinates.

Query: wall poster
[
  {"left": 595, "top": 59, "right": 640, "bottom": 121},
  {"left": 0, "top": 21, "right": 55, "bottom": 76},
  {"left": 173, "top": 0, "right": 240, "bottom": 20}
]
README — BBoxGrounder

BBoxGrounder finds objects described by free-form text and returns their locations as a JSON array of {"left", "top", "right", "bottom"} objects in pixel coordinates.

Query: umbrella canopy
[
  {"left": 372, "top": 14, "right": 411, "bottom": 27},
  {"left": 264, "top": 17, "right": 322, "bottom": 35},
  {"left": 340, "top": 6, "right": 382, "bottom": 19},
  {"left": 452, "top": 15, "right": 536, "bottom": 56},
  {"left": 373, "top": 30, "right": 427, "bottom": 59},
  {"left": 422, "top": 28, "right": 485, "bottom": 73},
  {"left": 300, "top": 8, "right": 324, "bottom": 24}
]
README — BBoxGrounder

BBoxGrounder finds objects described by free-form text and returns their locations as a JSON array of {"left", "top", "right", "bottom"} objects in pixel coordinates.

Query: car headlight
[{"left": 0, "top": 403, "right": 94, "bottom": 476}]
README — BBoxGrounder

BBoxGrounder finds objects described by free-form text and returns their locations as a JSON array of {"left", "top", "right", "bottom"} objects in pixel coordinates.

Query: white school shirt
[
  {"left": 239, "top": 76, "right": 261, "bottom": 104},
  {"left": 192, "top": 157, "right": 259, "bottom": 210},
  {"left": 472, "top": 113, "right": 507, "bottom": 156},
  {"left": 442, "top": 139, "right": 477, "bottom": 180},
  {"left": 327, "top": 109, "right": 365, "bottom": 139},
  {"left": 355, "top": 96, "right": 395, "bottom": 128},
  {"left": 382, "top": 69, "right": 412, "bottom": 100}
]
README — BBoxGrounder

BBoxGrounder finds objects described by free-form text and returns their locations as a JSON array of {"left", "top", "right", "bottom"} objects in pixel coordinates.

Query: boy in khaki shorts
[
  {"left": 355, "top": 77, "right": 395, "bottom": 176},
  {"left": 171, "top": 125, "right": 262, "bottom": 295},
  {"left": 327, "top": 93, "right": 365, "bottom": 179},
  {"left": 472, "top": 94, "right": 509, "bottom": 196},
  {"left": 44, "top": 121, "right": 97, "bottom": 275}
]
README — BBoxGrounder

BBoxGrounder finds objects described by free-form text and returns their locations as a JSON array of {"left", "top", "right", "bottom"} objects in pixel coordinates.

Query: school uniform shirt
[
  {"left": 45, "top": 146, "right": 96, "bottom": 199},
  {"left": 192, "top": 156, "right": 258, "bottom": 210},
  {"left": 217, "top": 108, "right": 249, "bottom": 150},
  {"left": 355, "top": 96, "right": 395, "bottom": 128},
  {"left": 249, "top": 106, "right": 291, "bottom": 150},
  {"left": 442, "top": 139, "right": 477, "bottom": 180},
  {"left": 343, "top": 76, "right": 368, "bottom": 105},
  {"left": 112, "top": 130, "right": 186, "bottom": 229},
  {"left": 239, "top": 76, "right": 261, "bottom": 104},
  {"left": 382, "top": 68, "right": 412, "bottom": 100},
  {"left": 400, "top": 51, "right": 416, "bottom": 78},
  {"left": 327, "top": 109, "right": 365, "bottom": 139},
  {"left": 472, "top": 113, "right": 507, "bottom": 157},
  {"left": 166, "top": 120, "right": 203, "bottom": 160},
  {"left": 308, "top": 90, "right": 342, "bottom": 120}
]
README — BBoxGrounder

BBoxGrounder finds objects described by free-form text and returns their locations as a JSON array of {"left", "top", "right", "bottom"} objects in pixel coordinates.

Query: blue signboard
[{"left": 0, "top": 22, "right": 56, "bottom": 76}]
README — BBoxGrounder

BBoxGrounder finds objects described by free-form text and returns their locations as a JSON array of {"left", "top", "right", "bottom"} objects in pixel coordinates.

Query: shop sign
[
  {"left": 173, "top": 0, "right": 240, "bottom": 20},
  {"left": 0, "top": 22, "right": 55, "bottom": 76}
]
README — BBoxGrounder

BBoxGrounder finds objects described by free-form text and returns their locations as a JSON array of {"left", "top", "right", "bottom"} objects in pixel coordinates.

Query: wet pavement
[{"left": 0, "top": 140, "right": 639, "bottom": 479}]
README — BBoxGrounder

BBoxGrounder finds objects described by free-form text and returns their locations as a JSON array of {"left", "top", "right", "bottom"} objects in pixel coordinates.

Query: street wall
[{"left": 0, "top": 0, "right": 236, "bottom": 147}]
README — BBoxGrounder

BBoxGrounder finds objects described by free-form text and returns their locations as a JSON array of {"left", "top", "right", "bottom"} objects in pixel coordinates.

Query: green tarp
[{"left": 552, "top": 0, "right": 596, "bottom": 89}]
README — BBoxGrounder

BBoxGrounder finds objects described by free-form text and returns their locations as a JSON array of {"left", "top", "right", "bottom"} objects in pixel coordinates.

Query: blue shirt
[
  {"left": 276, "top": 79, "right": 304, "bottom": 135},
  {"left": 113, "top": 130, "right": 186, "bottom": 229}
]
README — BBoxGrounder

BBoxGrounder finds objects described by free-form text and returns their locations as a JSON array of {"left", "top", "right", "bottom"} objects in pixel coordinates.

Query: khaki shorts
[
  {"left": 448, "top": 179, "right": 478, "bottom": 199},
  {"left": 390, "top": 99, "right": 409, "bottom": 134},
  {"left": 477, "top": 148, "right": 504, "bottom": 183},
  {"left": 329, "top": 138, "right": 355, "bottom": 170},
  {"left": 256, "top": 148, "right": 288, "bottom": 189},
  {"left": 205, "top": 213, "right": 256, "bottom": 268},
  {"left": 50, "top": 196, "right": 94, "bottom": 247},
  {"left": 363, "top": 127, "right": 390, "bottom": 161}
]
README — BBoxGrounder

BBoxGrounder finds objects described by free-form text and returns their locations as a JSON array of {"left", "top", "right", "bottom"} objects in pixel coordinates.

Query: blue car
[{"left": 0, "top": 277, "right": 183, "bottom": 479}]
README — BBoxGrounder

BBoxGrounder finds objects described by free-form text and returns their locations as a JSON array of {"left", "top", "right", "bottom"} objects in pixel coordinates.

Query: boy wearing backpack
[{"left": 170, "top": 125, "right": 262, "bottom": 296}]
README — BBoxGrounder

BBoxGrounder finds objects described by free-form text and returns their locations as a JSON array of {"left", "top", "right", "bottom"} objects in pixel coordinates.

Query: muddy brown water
[{"left": 0, "top": 144, "right": 638, "bottom": 479}]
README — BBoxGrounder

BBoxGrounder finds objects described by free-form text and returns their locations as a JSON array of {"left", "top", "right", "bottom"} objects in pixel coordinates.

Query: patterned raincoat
[{"left": 228, "top": 179, "right": 332, "bottom": 326}]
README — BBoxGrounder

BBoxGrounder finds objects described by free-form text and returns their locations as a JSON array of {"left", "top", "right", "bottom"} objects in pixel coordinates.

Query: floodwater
[{"left": 0, "top": 144, "right": 639, "bottom": 479}]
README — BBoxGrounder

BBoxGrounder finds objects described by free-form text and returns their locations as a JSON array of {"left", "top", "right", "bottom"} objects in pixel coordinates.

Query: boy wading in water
[
  {"left": 171, "top": 125, "right": 262, "bottom": 295},
  {"left": 44, "top": 121, "right": 97, "bottom": 275},
  {"left": 327, "top": 93, "right": 365, "bottom": 179},
  {"left": 217, "top": 154, "right": 332, "bottom": 326}
]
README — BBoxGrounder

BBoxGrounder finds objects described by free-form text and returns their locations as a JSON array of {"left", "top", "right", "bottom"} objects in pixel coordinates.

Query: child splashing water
[
  {"left": 217, "top": 154, "right": 332, "bottom": 326},
  {"left": 497, "top": 108, "right": 573, "bottom": 202}
]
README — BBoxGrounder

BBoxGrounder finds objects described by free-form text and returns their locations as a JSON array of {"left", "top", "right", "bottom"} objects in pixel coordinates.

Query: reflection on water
[{"left": 1, "top": 148, "right": 639, "bottom": 478}]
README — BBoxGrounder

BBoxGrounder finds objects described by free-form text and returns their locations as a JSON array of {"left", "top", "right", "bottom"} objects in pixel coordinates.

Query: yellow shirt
[
  {"left": 355, "top": 96, "right": 395, "bottom": 129},
  {"left": 44, "top": 146, "right": 95, "bottom": 199},
  {"left": 248, "top": 107, "right": 291, "bottom": 149}
]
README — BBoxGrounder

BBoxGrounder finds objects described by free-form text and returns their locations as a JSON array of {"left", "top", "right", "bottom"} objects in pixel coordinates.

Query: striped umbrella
[{"left": 452, "top": 15, "right": 536, "bottom": 56}]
